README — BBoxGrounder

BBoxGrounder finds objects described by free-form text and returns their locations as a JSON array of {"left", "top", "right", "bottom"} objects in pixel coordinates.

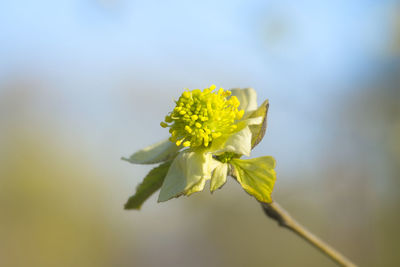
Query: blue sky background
[{"left": 1, "top": 0, "right": 395, "bottom": 158}]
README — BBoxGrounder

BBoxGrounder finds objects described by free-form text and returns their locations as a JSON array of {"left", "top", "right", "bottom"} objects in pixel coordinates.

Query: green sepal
[
  {"left": 247, "top": 99, "right": 269, "bottom": 148},
  {"left": 124, "top": 161, "right": 172, "bottom": 210},
  {"left": 122, "top": 139, "right": 180, "bottom": 165},
  {"left": 231, "top": 156, "right": 276, "bottom": 203}
]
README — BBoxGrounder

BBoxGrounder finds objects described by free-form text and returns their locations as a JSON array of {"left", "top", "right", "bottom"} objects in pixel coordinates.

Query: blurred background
[{"left": 1, "top": 0, "right": 399, "bottom": 266}]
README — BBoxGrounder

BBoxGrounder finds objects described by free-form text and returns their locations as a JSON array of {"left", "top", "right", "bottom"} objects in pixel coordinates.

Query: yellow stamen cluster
[{"left": 161, "top": 85, "right": 244, "bottom": 148}]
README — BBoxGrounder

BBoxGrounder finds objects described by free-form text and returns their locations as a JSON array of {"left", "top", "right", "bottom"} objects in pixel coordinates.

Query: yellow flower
[
  {"left": 123, "top": 86, "right": 276, "bottom": 209},
  {"left": 160, "top": 85, "right": 244, "bottom": 148}
]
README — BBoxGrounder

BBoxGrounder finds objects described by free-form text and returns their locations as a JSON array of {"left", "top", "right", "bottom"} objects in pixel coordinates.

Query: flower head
[
  {"left": 161, "top": 85, "right": 244, "bottom": 148},
  {"left": 123, "top": 86, "right": 276, "bottom": 209}
]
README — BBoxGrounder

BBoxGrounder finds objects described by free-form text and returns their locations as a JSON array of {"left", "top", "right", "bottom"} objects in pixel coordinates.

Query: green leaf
[
  {"left": 122, "top": 139, "right": 180, "bottom": 165},
  {"left": 231, "top": 156, "right": 276, "bottom": 203},
  {"left": 231, "top": 88, "right": 258, "bottom": 113},
  {"left": 157, "top": 151, "right": 217, "bottom": 202},
  {"left": 124, "top": 161, "right": 172, "bottom": 210},
  {"left": 247, "top": 99, "right": 269, "bottom": 148},
  {"left": 210, "top": 162, "right": 228, "bottom": 192}
]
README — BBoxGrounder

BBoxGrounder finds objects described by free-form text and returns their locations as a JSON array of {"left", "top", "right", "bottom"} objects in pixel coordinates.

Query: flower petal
[
  {"left": 157, "top": 150, "right": 215, "bottom": 202},
  {"left": 122, "top": 139, "right": 180, "bottom": 165},
  {"left": 185, "top": 177, "right": 207, "bottom": 196},
  {"left": 210, "top": 162, "right": 228, "bottom": 192},
  {"left": 231, "top": 88, "right": 258, "bottom": 113},
  {"left": 231, "top": 156, "right": 276, "bottom": 203},
  {"left": 211, "top": 126, "right": 252, "bottom": 156},
  {"left": 207, "top": 112, "right": 263, "bottom": 156}
]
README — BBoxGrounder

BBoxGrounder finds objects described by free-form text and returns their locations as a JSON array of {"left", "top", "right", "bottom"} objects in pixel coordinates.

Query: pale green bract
[
  {"left": 210, "top": 163, "right": 228, "bottom": 192},
  {"left": 122, "top": 139, "right": 180, "bottom": 164},
  {"left": 231, "top": 157, "right": 276, "bottom": 203},
  {"left": 123, "top": 87, "right": 277, "bottom": 209},
  {"left": 158, "top": 150, "right": 218, "bottom": 202}
]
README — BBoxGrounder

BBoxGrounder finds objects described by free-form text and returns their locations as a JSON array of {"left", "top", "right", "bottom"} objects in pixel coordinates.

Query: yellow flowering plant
[
  {"left": 122, "top": 86, "right": 358, "bottom": 267},
  {"left": 123, "top": 85, "right": 275, "bottom": 209}
]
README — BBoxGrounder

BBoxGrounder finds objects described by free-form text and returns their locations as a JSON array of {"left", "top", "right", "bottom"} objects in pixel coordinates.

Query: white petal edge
[
  {"left": 242, "top": 116, "right": 263, "bottom": 125},
  {"left": 231, "top": 88, "right": 258, "bottom": 113}
]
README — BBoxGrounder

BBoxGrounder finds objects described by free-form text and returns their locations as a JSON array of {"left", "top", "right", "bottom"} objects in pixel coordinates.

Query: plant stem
[{"left": 261, "top": 202, "right": 357, "bottom": 267}]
